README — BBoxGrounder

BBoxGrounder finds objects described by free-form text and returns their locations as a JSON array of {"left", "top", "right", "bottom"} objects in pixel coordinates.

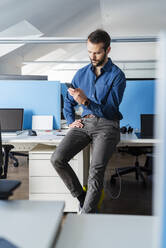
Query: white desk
[
  {"left": 1, "top": 131, "right": 90, "bottom": 212},
  {"left": 119, "top": 132, "right": 158, "bottom": 147},
  {"left": 2, "top": 130, "right": 67, "bottom": 151},
  {"left": 1, "top": 131, "right": 157, "bottom": 211},
  {"left": 56, "top": 214, "right": 154, "bottom": 248},
  {"left": 1, "top": 131, "right": 69, "bottom": 180},
  {"left": 2, "top": 131, "right": 158, "bottom": 149},
  {"left": 0, "top": 200, "right": 64, "bottom": 248}
]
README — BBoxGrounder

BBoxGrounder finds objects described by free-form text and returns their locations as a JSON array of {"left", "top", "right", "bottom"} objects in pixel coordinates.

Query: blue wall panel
[
  {"left": 60, "top": 80, "right": 155, "bottom": 130},
  {"left": 0, "top": 80, "right": 61, "bottom": 129},
  {"left": 120, "top": 80, "right": 155, "bottom": 130}
]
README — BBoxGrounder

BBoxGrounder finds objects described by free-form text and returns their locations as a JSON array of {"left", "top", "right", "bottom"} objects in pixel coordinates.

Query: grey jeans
[{"left": 51, "top": 117, "right": 120, "bottom": 213}]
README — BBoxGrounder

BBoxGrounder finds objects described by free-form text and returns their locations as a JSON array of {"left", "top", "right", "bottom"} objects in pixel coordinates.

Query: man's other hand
[{"left": 69, "top": 119, "right": 84, "bottom": 128}]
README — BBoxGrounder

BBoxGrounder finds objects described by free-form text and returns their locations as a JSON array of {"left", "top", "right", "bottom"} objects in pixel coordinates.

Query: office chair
[
  {"left": 9, "top": 151, "right": 28, "bottom": 167},
  {"left": 0, "top": 127, "right": 21, "bottom": 199},
  {"left": 110, "top": 147, "right": 153, "bottom": 185},
  {"left": 0, "top": 179, "right": 21, "bottom": 199},
  {"left": 0, "top": 144, "right": 14, "bottom": 179}
]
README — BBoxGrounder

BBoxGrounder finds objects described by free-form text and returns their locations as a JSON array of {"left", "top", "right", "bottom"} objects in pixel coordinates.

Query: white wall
[{"left": 0, "top": 0, "right": 164, "bottom": 77}]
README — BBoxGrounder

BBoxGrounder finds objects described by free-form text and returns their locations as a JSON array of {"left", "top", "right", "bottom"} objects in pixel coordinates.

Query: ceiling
[{"left": 0, "top": 0, "right": 165, "bottom": 76}]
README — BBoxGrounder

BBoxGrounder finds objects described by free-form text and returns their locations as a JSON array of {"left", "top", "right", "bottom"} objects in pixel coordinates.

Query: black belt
[{"left": 83, "top": 114, "right": 96, "bottom": 118}]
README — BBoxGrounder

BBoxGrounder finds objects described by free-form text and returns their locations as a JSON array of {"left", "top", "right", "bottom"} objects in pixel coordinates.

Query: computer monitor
[
  {"left": 140, "top": 114, "right": 154, "bottom": 138},
  {"left": 0, "top": 108, "right": 24, "bottom": 132}
]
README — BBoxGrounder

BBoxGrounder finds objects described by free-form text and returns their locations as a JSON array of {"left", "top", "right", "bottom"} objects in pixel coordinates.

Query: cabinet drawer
[
  {"left": 29, "top": 152, "right": 55, "bottom": 160},
  {"left": 29, "top": 152, "right": 79, "bottom": 160},
  {"left": 29, "top": 177, "right": 70, "bottom": 193},
  {"left": 29, "top": 193, "right": 79, "bottom": 212},
  {"left": 29, "top": 159, "right": 78, "bottom": 177}
]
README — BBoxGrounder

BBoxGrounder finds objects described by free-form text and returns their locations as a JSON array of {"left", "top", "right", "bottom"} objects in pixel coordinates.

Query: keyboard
[{"left": 1, "top": 131, "right": 24, "bottom": 136}]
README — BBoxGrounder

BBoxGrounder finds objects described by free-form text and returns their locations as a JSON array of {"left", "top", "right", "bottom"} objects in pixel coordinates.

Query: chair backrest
[
  {"left": 0, "top": 122, "right": 21, "bottom": 199},
  {"left": 0, "top": 123, "right": 3, "bottom": 170}
]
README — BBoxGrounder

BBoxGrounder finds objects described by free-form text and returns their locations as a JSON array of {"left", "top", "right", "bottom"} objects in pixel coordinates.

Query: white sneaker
[
  {"left": 77, "top": 204, "right": 83, "bottom": 215},
  {"left": 77, "top": 209, "right": 83, "bottom": 215}
]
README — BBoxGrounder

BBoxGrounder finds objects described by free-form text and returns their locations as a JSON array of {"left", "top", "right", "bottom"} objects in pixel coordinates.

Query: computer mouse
[{"left": 28, "top": 130, "right": 37, "bottom": 136}]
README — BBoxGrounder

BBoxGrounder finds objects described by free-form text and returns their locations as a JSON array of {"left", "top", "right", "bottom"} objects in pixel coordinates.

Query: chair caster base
[
  {"left": 110, "top": 176, "right": 116, "bottom": 185},
  {"left": 13, "top": 162, "right": 19, "bottom": 167}
]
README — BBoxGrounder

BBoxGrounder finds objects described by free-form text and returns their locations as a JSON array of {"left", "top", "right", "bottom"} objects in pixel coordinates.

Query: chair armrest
[{"left": 0, "top": 180, "right": 21, "bottom": 199}]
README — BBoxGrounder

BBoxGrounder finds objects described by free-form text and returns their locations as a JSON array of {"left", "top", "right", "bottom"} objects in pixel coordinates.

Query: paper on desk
[
  {"left": 36, "top": 130, "right": 69, "bottom": 136},
  {"left": 33, "top": 134, "right": 64, "bottom": 146},
  {"left": 29, "top": 134, "right": 63, "bottom": 140},
  {"left": 32, "top": 115, "right": 53, "bottom": 130}
]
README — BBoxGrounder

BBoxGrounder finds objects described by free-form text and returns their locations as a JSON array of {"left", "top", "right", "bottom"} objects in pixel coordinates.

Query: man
[{"left": 51, "top": 29, "right": 126, "bottom": 213}]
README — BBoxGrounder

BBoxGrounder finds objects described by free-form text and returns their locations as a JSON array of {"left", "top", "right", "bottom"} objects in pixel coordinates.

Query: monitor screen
[
  {"left": 0, "top": 108, "right": 24, "bottom": 132},
  {"left": 141, "top": 114, "right": 154, "bottom": 138}
]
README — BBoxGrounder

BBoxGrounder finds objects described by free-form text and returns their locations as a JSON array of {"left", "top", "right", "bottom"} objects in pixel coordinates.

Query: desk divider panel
[
  {"left": 61, "top": 80, "right": 155, "bottom": 130},
  {"left": 120, "top": 79, "right": 155, "bottom": 130},
  {"left": 0, "top": 80, "right": 61, "bottom": 130}
]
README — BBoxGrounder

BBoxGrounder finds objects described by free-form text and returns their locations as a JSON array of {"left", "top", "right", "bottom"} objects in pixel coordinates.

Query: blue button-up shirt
[{"left": 63, "top": 58, "right": 126, "bottom": 125}]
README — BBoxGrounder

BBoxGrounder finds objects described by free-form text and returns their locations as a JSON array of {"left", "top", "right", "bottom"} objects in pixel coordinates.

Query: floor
[
  {"left": 102, "top": 153, "right": 152, "bottom": 215},
  {"left": 7, "top": 151, "right": 152, "bottom": 216}
]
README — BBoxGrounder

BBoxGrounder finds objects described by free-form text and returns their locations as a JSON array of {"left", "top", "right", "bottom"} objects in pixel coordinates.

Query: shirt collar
[
  {"left": 90, "top": 58, "right": 113, "bottom": 72},
  {"left": 102, "top": 58, "right": 113, "bottom": 72}
]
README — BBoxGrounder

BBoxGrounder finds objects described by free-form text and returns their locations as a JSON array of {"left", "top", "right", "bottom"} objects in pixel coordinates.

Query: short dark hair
[{"left": 88, "top": 29, "right": 111, "bottom": 51}]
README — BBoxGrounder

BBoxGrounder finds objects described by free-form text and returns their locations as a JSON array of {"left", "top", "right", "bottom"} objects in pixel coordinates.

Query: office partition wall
[
  {"left": 61, "top": 80, "right": 155, "bottom": 130},
  {"left": 0, "top": 80, "right": 60, "bottom": 129},
  {"left": 120, "top": 79, "right": 155, "bottom": 130}
]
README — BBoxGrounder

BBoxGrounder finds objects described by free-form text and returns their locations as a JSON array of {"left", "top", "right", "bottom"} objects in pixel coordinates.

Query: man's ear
[{"left": 107, "top": 46, "right": 111, "bottom": 54}]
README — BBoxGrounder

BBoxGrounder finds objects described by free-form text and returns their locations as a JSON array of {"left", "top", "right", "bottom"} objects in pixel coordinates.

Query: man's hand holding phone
[{"left": 68, "top": 87, "right": 89, "bottom": 105}]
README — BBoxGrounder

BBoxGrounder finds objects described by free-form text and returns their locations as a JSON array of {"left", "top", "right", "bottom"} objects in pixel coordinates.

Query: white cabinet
[{"left": 29, "top": 144, "right": 90, "bottom": 212}]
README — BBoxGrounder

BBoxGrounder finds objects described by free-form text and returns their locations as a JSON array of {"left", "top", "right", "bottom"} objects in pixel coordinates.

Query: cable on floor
[{"left": 109, "top": 168, "right": 122, "bottom": 199}]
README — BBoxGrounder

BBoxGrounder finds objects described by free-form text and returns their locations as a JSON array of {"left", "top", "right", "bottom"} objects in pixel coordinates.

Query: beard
[{"left": 90, "top": 52, "right": 107, "bottom": 67}]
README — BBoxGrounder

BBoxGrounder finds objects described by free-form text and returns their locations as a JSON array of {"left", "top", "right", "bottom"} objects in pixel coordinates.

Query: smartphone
[{"left": 70, "top": 84, "right": 75, "bottom": 89}]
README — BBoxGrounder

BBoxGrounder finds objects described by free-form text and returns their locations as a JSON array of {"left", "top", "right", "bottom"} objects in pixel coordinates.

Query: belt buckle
[{"left": 85, "top": 114, "right": 95, "bottom": 118}]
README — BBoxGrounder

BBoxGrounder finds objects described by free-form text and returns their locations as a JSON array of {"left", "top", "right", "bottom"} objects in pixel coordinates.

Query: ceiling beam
[
  {"left": 0, "top": 37, "right": 158, "bottom": 44},
  {"left": 23, "top": 59, "right": 157, "bottom": 64}
]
